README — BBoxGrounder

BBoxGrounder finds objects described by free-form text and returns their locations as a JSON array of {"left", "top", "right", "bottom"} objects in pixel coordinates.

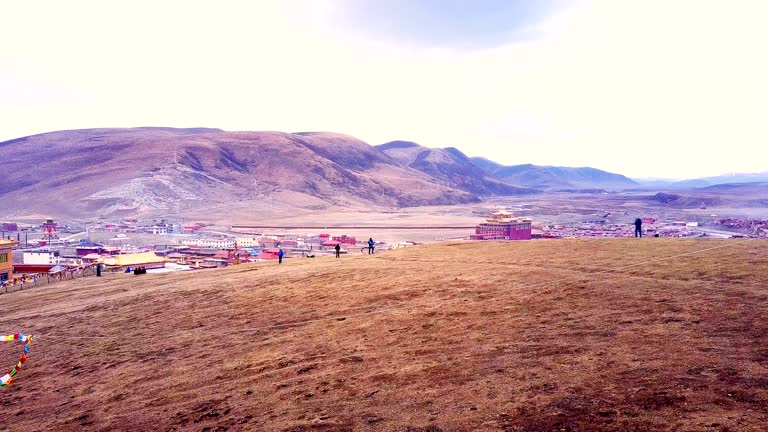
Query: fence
[{"left": 1, "top": 264, "right": 100, "bottom": 295}]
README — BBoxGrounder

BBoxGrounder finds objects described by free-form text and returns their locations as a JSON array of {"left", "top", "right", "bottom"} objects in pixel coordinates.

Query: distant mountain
[
  {"left": 375, "top": 141, "right": 534, "bottom": 196},
  {"left": 470, "top": 158, "right": 638, "bottom": 190},
  {"left": 0, "top": 128, "right": 479, "bottom": 218},
  {"left": 635, "top": 172, "right": 768, "bottom": 188},
  {"left": 642, "top": 182, "right": 768, "bottom": 208}
]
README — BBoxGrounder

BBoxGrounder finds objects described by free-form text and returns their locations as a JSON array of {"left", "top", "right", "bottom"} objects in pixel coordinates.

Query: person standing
[
  {"left": 278, "top": 248, "right": 284, "bottom": 264},
  {"left": 634, "top": 218, "right": 643, "bottom": 238},
  {"left": 334, "top": 243, "right": 341, "bottom": 259},
  {"left": 367, "top": 237, "right": 375, "bottom": 255}
]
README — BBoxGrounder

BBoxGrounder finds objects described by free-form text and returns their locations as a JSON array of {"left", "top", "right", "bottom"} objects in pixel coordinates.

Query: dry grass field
[{"left": 1, "top": 239, "right": 768, "bottom": 431}]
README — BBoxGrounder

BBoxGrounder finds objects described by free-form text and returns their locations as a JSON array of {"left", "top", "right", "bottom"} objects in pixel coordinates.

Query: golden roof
[{"left": 102, "top": 252, "right": 168, "bottom": 266}]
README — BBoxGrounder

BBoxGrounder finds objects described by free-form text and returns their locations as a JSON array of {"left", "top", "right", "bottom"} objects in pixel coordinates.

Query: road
[{"left": 61, "top": 231, "right": 86, "bottom": 241}]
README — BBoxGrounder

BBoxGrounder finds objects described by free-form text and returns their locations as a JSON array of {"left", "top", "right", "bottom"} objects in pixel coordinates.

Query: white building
[
  {"left": 686, "top": 222, "right": 700, "bottom": 227},
  {"left": 151, "top": 225, "right": 168, "bottom": 235},
  {"left": 181, "top": 238, "right": 235, "bottom": 249},
  {"left": 23, "top": 251, "right": 60, "bottom": 265}
]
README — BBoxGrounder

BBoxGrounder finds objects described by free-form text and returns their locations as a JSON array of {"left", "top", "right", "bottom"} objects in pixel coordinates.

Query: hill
[
  {"left": 2, "top": 239, "right": 767, "bottom": 431},
  {"left": 375, "top": 141, "right": 534, "bottom": 196},
  {"left": 0, "top": 128, "right": 478, "bottom": 219},
  {"left": 471, "top": 157, "right": 639, "bottom": 190},
  {"left": 644, "top": 182, "right": 768, "bottom": 208},
  {"left": 635, "top": 172, "right": 768, "bottom": 189}
]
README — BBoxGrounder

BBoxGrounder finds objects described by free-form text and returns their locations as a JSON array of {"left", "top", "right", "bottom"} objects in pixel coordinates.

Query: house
[
  {"left": 331, "top": 235, "right": 356, "bottom": 245},
  {"left": 102, "top": 252, "right": 168, "bottom": 269},
  {"left": 150, "top": 225, "right": 168, "bottom": 235},
  {"left": 258, "top": 248, "right": 281, "bottom": 260},
  {"left": 201, "top": 258, "right": 227, "bottom": 268},
  {"left": 23, "top": 251, "right": 60, "bottom": 265},
  {"left": 258, "top": 238, "right": 279, "bottom": 249},
  {"left": 321, "top": 240, "right": 343, "bottom": 251},
  {"left": 81, "top": 253, "right": 103, "bottom": 264},
  {"left": 235, "top": 237, "right": 260, "bottom": 248},
  {"left": 181, "top": 238, "right": 235, "bottom": 249},
  {"left": 1, "top": 223, "right": 18, "bottom": 232},
  {"left": 0, "top": 239, "right": 18, "bottom": 283}
]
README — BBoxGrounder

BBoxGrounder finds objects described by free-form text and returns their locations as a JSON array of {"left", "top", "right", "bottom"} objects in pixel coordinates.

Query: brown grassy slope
[{"left": 1, "top": 239, "right": 768, "bottom": 431}]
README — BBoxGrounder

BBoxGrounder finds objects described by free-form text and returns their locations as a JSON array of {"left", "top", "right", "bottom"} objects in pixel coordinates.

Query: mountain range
[
  {"left": 635, "top": 172, "right": 768, "bottom": 189},
  {"left": 0, "top": 128, "right": 481, "bottom": 218},
  {"left": 1, "top": 127, "right": 764, "bottom": 219},
  {"left": 375, "top": 141, "right": 530, "bottom": 196},
  {"left": 470, "top": 157, "right": 638, "bottom": 190}
]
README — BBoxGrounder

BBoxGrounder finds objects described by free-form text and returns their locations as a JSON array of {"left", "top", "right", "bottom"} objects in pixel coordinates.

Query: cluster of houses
[
  {"left": 717, "top": 218, "right": 768, "bottom": 237},
  {"left": 93, "top": 220, "right": 206, "bottom": 235},
  {"left": 3, "top": 231, "right": 371, "bottom": 281},
  {"left": 178, "top": 233, "right": 360, "bottom": 264},
  {"left": 538, "top": 218, "right": 709, "bottom": 239}
]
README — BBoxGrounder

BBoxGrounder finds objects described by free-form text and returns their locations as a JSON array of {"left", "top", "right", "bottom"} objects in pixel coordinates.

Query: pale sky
[{"left": 1, "top": 0, "right": 766, "bottom": 179}]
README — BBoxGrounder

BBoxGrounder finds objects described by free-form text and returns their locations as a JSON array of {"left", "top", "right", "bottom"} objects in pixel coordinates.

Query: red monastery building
[{"left": 471, "top": 210, "right": 532, "bottom": 241}]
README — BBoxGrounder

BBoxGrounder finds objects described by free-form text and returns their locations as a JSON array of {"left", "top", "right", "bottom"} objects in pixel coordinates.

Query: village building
[
  {"left": 470, "top": 210, "right": 532, "bottom": 241},
  {"left": 1, "top": 223, "right": 18, "bottom": 232},
  {"left": 150, "top": 225, "right": 168, "bottom": 235},
  {"left": 235, "top": 237, "right": 260, "bottom": 248},
  {"left": 0, "top": 239, "right": 18, "bottom": 283},
  {"left": 258, "top": 248, "right": 281, "bottom": 260},
  {"left": 331, "top": 235, "right": 356, "bottom": 245},
  {"left": 279, "top": 240, "right": 301, "bottom": 251},
  {"left": 201, "top": 258, "right": 227, "bottom": 268},
  {"left": 102, "top": 252, "right": 168, "bottom": 270},
  {"left": 258, "top": 238, "right": 279, "bottom": 249},
  {"left": 75, "top": 246, "right": 121, "bottom": 256},
  {"left": 23, "top": 251, "right": 60, "bottom": 265},
  {"left": 181, "top": 238, "right": 235, "bottom": 249}
]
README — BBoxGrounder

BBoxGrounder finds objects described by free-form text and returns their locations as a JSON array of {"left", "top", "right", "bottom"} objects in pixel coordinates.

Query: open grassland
[{"left": 1, "top": 239, "right": 768, "bottom": 431}]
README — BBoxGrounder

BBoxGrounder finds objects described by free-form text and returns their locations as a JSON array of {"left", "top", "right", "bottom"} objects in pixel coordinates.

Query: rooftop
[{"left": 0, "top": 239, "right": 18, "bottom": 247}]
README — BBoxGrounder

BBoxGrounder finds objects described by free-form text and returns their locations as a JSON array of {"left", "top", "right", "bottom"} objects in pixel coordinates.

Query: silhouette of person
[
  {"left": 278, "top": 248, "right": 284, "bottom": 264},
  {"left": 634, "top": 218, "right": 643, "bottom": 238},
  {"left": 368, "top": 237, "right": 375, "bottom": 255},
  {"left": 335, "top": 243, "right": 341, "bottom": 258}
]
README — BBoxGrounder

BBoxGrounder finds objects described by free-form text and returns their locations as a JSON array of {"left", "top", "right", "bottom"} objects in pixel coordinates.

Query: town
[{"left": 2, "top": 212, "right": 765, "bottom": 292}]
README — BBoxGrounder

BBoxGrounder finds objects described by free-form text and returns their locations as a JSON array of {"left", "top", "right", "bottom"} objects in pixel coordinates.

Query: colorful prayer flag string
[{"left": 0, "top": 333, "right": 33, "bottom": 387}]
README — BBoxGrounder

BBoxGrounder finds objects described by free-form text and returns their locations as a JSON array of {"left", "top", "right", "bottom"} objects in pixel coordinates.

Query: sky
[{"left": 1, "top": 0, "right": 767, "bottom": 179}]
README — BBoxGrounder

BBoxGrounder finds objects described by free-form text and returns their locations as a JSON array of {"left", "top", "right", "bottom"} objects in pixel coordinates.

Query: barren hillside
[
  {"left": 376, "top": 141, "right": 533, "bottom": 196},
  {"left": 2, "top": 239, "right": 768, "bottom": 431},
  {"left": 0, "top": 128, "right": 477, "bottom": 219},
  {"left": 471, "top": 158, "right": 638, "bottom": 190}
]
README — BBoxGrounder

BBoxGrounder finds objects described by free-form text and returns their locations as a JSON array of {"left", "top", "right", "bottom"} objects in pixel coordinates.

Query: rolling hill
[
  {"left": 643, "top": 182, "right": 768, "bottom": 208},
  {"left": 635, "top": 172, "right": 768, "bottom": 189},
  {"left": 375, "top": 141, "right": 535, "bottom": 196},
  {"left": 2, "top": 239, "right": 767, "bottom": 431},
  {"left": 0, "top": 128, "right": 479, "bottom": 219},
  {"left": 471, "top": 157, "right": 639, "bottom": 190}
]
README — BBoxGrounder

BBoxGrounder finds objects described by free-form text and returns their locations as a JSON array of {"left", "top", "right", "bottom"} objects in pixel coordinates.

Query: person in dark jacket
[
  {"left": 334, "top": 243, "right": 341, "bottom": 258},
  {"left": 278, "top": 248, "right": 284, "bottom": 264},
  {"left": 634, "top": 218, "right": 643, "bottom": 237},
  {"left": 367, "top": 238, "right": 375, "bottom": 255}
]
